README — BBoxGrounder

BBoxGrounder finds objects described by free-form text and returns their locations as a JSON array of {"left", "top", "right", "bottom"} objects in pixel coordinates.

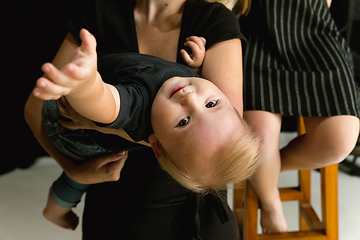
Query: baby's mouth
[{"left": 170, "top": 85, "right": 186, "bottom": 98}]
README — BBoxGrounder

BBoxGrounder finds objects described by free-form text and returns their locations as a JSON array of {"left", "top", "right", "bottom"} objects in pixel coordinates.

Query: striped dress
[{"left": 242, "top": 0, "right": 360, "bottom": 117}]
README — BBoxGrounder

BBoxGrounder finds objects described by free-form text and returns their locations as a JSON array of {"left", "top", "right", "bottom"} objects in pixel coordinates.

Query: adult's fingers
[
  {"left": 57, "top": 97, "right": 71, "bottom": 118},
  {"left": 98, "top": 151, "right": 128, "bottom": 182},
  {"left": 98, "top": 151, "right": 126, "bottom": 166}
]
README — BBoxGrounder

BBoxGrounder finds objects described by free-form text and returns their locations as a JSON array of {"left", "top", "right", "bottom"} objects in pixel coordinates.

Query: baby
[{"left": 34, "top": 29, "right": 259, "bottom": 230}]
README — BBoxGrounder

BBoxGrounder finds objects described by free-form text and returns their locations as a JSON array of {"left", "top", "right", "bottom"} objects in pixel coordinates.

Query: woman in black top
[{"left": 25, "top": 0, "right": 246, "bottom": 239}]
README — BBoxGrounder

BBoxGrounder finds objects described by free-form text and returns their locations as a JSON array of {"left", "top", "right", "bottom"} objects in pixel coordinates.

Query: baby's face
[{"left": 151, "top": 77, "right": 243, "bottom": 165}]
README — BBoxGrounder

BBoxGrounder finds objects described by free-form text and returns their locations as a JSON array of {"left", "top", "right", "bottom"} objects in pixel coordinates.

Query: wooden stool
[{"left": 234, "top": 117, "right": 339, "bottom": 240}]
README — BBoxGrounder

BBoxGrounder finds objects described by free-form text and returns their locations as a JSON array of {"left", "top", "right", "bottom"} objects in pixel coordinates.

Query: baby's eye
[
  {"left": 178, "top": 117, "right": 190, "bottom": 127},
  {"left": 205, "top": 100, "right": 219, "bottom": 108}
]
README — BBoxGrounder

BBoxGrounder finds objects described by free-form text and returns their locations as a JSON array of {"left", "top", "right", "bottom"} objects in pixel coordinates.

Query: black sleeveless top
[{"left": 67, "top": 0, "right": 244, "bottom": 63}]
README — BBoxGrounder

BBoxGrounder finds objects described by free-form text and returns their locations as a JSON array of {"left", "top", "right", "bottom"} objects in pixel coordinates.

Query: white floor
[{"left": 1, "top": 132, "right": 360, "bottom": 240}]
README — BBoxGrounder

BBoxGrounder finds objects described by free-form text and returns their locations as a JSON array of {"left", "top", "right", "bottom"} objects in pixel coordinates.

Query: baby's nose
[{"left": 180, "top": 91, "right": 198, "bottom": 107}]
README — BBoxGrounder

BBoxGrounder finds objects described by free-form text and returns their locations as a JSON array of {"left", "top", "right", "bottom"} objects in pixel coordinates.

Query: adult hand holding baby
[{"left": 68, "top": 151, "right": 128, "bottom": 185}]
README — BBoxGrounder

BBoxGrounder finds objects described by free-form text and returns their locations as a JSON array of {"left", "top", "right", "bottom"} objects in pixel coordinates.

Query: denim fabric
[
  {"left": 42, "top": 100, "right": 117, "bottom": 161},
  {"left": 42, "top": 100, "right": 116, "bottom": 207}
]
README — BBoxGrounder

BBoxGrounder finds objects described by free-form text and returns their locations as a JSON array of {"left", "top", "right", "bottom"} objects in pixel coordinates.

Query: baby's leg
[
  {"left": 244, "top": 111, "right": 288, "bottom": 233},
  {"left": 43, "top": 194, "right": 79, "bottom": 230},
  {"left": 281, "top": 115, "right": 359, "bottom": 171}
]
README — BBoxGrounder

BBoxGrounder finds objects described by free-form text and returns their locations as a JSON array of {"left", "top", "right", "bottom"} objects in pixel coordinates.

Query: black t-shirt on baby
[{"left": 96, "top": 53, "right": 199, "bottom": 143}]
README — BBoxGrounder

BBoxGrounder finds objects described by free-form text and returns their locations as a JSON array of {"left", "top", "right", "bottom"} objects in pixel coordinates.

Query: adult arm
[
  {"left": 25, "top": 33, "right": 79, "bottom": 173},
  {"left": 24, "top": 33, "right": 127, "bottom": 184},
  {"left": 202, "top": 38, "right": 244, "bottom": 116}
]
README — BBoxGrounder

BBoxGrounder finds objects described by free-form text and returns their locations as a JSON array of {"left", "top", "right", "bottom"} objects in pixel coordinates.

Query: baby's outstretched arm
[
  {"left": 34, "top": 29, "right": 120, "bottom": 124},
  {"left": 180, "top": 36, "right": 206, "bottom": 74}
]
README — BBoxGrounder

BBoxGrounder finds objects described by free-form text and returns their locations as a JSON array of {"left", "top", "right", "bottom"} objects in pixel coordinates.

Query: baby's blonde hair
[{"left": 158, "top": 117, "right": 260, "bottom": 194}]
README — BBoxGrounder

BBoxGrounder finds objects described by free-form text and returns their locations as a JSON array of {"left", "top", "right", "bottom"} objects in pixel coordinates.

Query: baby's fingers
[
  {"left": 42, "top": 63, "right": 74, "bottom": 87},
  {"left": 33, "top": 77, "right": 71, "bottom": 100},
  {"left": 180, "top": 49, "right": 195, "bottom": 66},
  {"left": 64, "top": 62, "right": 91, "bottom": 80},
  {"left": 185, "top": 36, "right": 206, "bottom": 50},
  {"left": 79, "top": 29, "right": 97, "bottom": 56}
]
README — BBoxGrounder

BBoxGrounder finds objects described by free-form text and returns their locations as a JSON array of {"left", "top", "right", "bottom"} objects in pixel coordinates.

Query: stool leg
[
  {"left": 321, "top": 164, "right": 339, "bottom": 240},
  {"left": 243, "top": 181, "right": 259, "bottom": 240},
  {"left": 299, "top": 169, "right": 311, "bottom": 231}
]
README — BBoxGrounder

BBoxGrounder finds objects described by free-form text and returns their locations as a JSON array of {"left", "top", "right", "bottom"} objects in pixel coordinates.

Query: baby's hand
[
  {"left": 180, "top": 36, "right": 206, "bottom": 69},
  {"left": 34, "top": 29, "right": 98, "bottom": 100}
]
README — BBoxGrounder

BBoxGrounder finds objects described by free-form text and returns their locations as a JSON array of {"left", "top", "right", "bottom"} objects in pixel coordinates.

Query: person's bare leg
[
  {"left": 244, "top": 111, "right": 287, "bottom": 233},
  {"left": 281, "top": 116, "right": 359, "bottom": 172},
  {"left": 43, "top": 194, "right": 79, "bottom": 230}
]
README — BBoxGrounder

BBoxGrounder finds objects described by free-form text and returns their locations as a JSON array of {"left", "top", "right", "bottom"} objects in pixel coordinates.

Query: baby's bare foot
[
  {"left": 260, "top": 190, "right": 288, "bottom": 233},
  {"left": 43, "top": 208, "right": 79, "bottom": 230}
]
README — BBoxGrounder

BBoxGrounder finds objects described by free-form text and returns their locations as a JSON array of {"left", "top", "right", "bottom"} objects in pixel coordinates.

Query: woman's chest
[
  {"left": 134, "top": 9, "right": 183, "bottom": 62},
  {"left": 136, "top": 27, "right": 181, "bottom": 62}
]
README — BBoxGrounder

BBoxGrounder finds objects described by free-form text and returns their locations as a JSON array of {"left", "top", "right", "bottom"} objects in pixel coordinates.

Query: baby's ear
[{"left": 148, "top": 133, "right": 163, "bottom": 159}]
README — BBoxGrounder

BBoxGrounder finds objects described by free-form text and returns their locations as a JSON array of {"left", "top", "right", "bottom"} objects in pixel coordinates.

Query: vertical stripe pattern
[{"left": 242, "top": 0, "right": 360, "bottom": 117}]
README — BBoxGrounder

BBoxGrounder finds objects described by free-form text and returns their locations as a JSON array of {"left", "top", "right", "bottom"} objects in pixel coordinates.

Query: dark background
[{"left": 3, "top": 0, "right": 87, "bottom": 174}]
